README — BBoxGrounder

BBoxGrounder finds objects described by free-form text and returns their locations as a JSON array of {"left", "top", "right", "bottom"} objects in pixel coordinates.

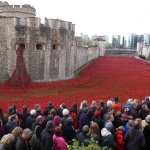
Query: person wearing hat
[
  {"left": 101, "top": 122, "right": 115, "bottom": 149},
  {"left": 40, "top": 120, "right": 54, "bottom": 150},
  {"left": 34, "top": 104, "right": 42, "bottom": 117},
  {"left": 143, "top": 115, "right": 150, "bottom": 150},
  {"left": 91, "top": 110, "right": 103, "bottom": 133}
]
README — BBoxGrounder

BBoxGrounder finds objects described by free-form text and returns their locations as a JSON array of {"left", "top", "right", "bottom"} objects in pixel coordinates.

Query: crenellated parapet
[
  {"left": 0, "top": 1, "right": 36, "bottom": 16},
  {"left": 45, "top": 18, "right": 75, "bottom": 32}
]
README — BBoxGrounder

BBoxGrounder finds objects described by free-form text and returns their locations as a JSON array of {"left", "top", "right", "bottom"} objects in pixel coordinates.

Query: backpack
[{"left": 30, "top": 125, "right": 41, "bottom": 150}]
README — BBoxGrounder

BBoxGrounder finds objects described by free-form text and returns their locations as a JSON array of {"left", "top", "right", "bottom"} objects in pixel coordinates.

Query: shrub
[
  {"left": 68, "top": 139, "right": 109, "bottom": 150},
  {"left": 138, "top": 55, "right": 146, "bottom": 60}
]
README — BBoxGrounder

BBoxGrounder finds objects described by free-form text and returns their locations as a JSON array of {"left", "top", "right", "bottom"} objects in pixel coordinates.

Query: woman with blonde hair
[
  {"left": 11, "top": 127, "right": 23, "bottom": 150},
  {"left": 89, "top": 101, "right": 98, "bottom": 119},
  {"left": 88, "top": 122, "right": 101, "bottom": 146},
  {"left": 0, "top": 133, "right": 14, "bottom": 150},
  {"left": 90, "top": 100, "right": 98, "bottom": 111},
  {"left": 12, "top": 127, "right": 23, "bottom": 139}
]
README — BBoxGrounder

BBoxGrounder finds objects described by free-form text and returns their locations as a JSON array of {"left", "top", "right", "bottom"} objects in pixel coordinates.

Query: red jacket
[
  {"left": 112, "top": 103, "right": 121, "bottom": 114},
  {"left": 70, "top": 112, "right": 79, "bottom": 129},
  {"left": 115, "top": 131, "right": 124, "bottom": 150}
]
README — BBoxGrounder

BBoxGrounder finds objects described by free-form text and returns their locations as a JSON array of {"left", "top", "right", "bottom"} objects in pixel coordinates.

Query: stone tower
[
  {"left": 0, "top": 1, "right": 36, "bottom": 25},
  {"left": 0, "top": 1, "right": 75, "bottom": 82}
]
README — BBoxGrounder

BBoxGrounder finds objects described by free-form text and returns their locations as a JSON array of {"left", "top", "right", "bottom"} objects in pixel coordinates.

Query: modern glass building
[
  {"left": 143, "top": 34, "right": 150, "bottom": 46},
  {"left": 123, "top": 33, "right": 137, "bottom": 49},
  {"left": 112, "top": 35, "right": 120, "bottom": 48}
]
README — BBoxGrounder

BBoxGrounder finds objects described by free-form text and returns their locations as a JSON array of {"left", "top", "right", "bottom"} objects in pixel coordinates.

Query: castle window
[
  {"left": 52, "top": 44, "right": 60, "bottom": 50},
  {"left": 16, "top": 43, "right": 26, "bottom": 50},
  {"left": 36, "top": 44, "right": 42, "bottom": 50},
  {"left": 35, "top": 44, "right": 45, "bottom": 50},
  {"left": 20, "top": 44, "right": 25, "bottom": 49},
  {"left": 53, "top": 45, "right": 56, "bottom": 50}
]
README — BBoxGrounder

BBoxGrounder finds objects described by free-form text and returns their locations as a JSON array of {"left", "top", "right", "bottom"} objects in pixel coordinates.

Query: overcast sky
[{"left": 4, "top": 0, "right": 150, "bottom": 38}]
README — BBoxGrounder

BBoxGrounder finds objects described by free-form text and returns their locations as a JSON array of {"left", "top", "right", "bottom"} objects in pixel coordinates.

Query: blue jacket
[
  {"left": 79, "top": 113, "right": 90, "bottom": 132},
  {"left": 5, "top": 121, "right": 19, "bottom": 134}
]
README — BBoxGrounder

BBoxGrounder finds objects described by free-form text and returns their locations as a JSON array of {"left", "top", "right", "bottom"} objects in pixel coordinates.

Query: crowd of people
[{"left": 0, "top": 96, "right": 150, "bottom": 150}]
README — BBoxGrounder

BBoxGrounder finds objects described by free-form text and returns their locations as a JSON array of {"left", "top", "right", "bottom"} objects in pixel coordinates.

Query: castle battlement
[
  {"left": 46, "top": 18, "right": 75, "bottom": 31},
  {"left": 0, "top": 1, "right": 36, "bottom": 16}
]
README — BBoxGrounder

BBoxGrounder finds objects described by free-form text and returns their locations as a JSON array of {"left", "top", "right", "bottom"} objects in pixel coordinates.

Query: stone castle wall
[
  {"left": 0, "top": 1, "right": 105, "bottom": 82},
  {"left": 0, "top": 1, "right": 36, "bottom": 25}
]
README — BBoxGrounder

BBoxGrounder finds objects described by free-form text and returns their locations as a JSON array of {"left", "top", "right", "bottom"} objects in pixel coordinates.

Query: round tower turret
[{"left": 0, "top": 1, "right": 36, "bottom": 25}]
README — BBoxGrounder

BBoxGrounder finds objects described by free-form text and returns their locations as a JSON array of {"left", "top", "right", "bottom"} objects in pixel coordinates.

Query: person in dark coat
[
  {"left": 62, "top": 117, "right": 76, "bottom": 144},
  {"left": 34, "top": 105, "right": 42, "bottom": 117},
  {"left": 143, "top": 115, "right": 150, "bottom": 150},
  {"left": 16, "top": 129, "right": 32, "bottom": 150},
  {"left": 77, "top": 100, "right": 88, "bottom": 119},
  {"left": 43, "top": 102, "right": 57, "bottom": 117},
  {"left": 26, "top": 109, "right": 37, "bottom": 129},
  {"left": 98, "top": 100, "right": 109, "bottom": 119},
  {"left": 0, "top": 108, "right": 4, "bottom": 127},
  {"left": 3, "top": 106, "right": 14, "bottom": 125},
  {"left": 89, "top": 101, "right": 98, "bottom": 117},
  {"left": 113, "top": 111, "right": 123, "bottom": 128},
  {"left": 45, "top": 109, "right": 57, "bottom": 123},
  {"left": 58, "top": 103, "right": 66, "bottom": 118},
  {"left": 91, "top": 110, "right": 103, "bottom": 134},
  {"left": 40, "top": 121, "right": 53, "bottom": 150},
  {"left": 60, "top": 109, "right": 72, "bottom": 127},
  {"left": 88, "top": 122, "right": 101, "bottom": 146},
  {"left": 141, "top": 96, "right": 150, "bottom": 109},
  {"left": 0, "top": 134, "right": 14, "bottom": 150},
  {"left": 124, "top": 118, "right": 146, "bottom": 150},
  {"left": 79, "top": 107, "right": 90, "bottom": 132},
  {"left": 129, "top": 102, "right": 139, "bottom": 119},
  {"left": 20, "top": 105, "right": 30, "bottom": 129},
  {"left": 12, "top": 105, "right": 20, "bottom": 118},
  {"left": 11, "top": 127, "right": 23, "bottom": 150},
  {"left": 5, "top": 114, "right": 20, "bottom": 134},
  {"left": 139, "top": 104, "right": 149, "bottom": 120},
  {"left": 103, "top": 107, "right": 114, "bottom": 124},
  {"left": 76, "top": 125, "right": 90, "bottom": 146},
  {"left": 31, "top": 116, "right": 44, "bottom": 140}
]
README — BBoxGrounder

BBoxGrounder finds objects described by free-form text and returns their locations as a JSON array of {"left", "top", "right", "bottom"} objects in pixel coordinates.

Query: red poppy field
[{"left": 0, "top": 56, "right": 150, "bottom": 113}]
